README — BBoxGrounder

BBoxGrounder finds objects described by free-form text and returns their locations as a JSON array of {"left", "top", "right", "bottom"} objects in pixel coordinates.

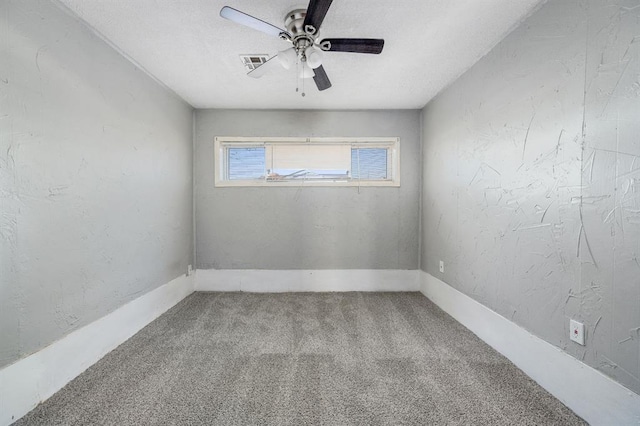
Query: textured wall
[
  {"left": 195, "top": 109, "right": 420, "bottom": 270},
  {"left": 0, "top": 0, "right": 193, "bottom": 369},
  {"left": 421, "top": 0, "right": 640, "bottom": 393}
]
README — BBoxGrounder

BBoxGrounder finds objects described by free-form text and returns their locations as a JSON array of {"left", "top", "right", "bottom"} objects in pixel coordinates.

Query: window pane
[
  {"left": 268, "top": 144, "right": 351, "bottom": 181},
  {"left": 351, "top": 148, "right": 388, "bottom": 180},
  {"left": 228, "top": 147, "right": 265, "bottom": 180}
]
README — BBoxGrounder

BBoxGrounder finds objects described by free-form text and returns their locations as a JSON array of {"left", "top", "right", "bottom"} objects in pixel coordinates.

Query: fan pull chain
[
  {"left": 294, "top": 56, "right": 305, "bottom": 97},
  {"left": 295, "top": 58, "right": 299, "bottom": 93}
]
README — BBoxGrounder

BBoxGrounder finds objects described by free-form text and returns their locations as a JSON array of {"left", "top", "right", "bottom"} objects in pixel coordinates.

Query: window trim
[{"left": 214, "top": 136, "right": 400, "bottom": 187}]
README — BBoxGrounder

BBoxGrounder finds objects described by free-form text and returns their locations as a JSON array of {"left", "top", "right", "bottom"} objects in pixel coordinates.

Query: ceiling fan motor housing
[
  {"left": 284, "top": 9, "right": 311, "bottom": 37},
  {"left": 283, "top": 9, "right": 322, "bottom": 64}
]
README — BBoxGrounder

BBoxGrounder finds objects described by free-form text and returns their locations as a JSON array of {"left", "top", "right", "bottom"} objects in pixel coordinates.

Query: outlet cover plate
[
  {"left": 570, "top": 319, "right": 585, "bottom": 345},
  {"left": 439, "top": 260, "right": 445, "bottom": 273}
]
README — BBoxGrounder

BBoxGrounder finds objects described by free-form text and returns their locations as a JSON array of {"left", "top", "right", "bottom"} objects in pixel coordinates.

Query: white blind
[
  {"left": 270, "top": 144, "right": 351, "bottom": 171},
  {"left": 351, "top": 148, "right": 388, "bottom": 179}
]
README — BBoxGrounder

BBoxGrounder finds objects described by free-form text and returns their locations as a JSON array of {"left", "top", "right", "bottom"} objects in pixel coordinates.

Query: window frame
[{"left": 214, "top": 136, "right": 400, "bottom": 187}]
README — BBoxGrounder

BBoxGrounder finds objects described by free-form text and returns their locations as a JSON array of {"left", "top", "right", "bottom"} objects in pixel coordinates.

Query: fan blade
[
  {"left": 220, "top": 6, "right": 290, "bottom": 38},
  {"left": 303, "top": 0, "right": 333, "bottom": 33},
  {"left": 321, "top": 38, "right": 384, "bottom": 54},
  {"left": 313, "top": 65, "right": 332, "bottom": 91},
  {"left": 247, "top": 55, "right": 281, "bottom": 79}
]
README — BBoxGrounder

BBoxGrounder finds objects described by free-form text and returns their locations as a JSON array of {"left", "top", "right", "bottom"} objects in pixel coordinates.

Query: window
[{"left": 214, "top": 137, "right": 400, "bottom": 187}]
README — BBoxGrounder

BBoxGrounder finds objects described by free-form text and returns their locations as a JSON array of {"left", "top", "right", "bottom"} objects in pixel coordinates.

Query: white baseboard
[
  {"left": 195, "top": 269, "right": 420, "bottom": 292},
  {"left": 0, "top": 273, "right": 195, "bottom": 426},
  {"left": 8, "top": 270, "right": 634, "bottom": 425},
  {"left": 419, "top": 271, "right": 640, "bottom": 426}
]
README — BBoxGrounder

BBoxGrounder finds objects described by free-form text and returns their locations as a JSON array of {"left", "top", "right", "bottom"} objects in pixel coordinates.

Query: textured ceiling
[{"left": 55, "top": 0, "right": 545, "bottom": 109}]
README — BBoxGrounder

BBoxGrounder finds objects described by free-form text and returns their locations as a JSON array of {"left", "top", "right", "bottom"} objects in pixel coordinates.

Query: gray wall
[
  {"left": 195, "top": 109, "right": 420, "bottom": 270},
  {"left": 421, "top": 0, "right": 640, "bottom": 393},
  {"left": 0, "top": 0, "right": 193, "bottom": 369}
]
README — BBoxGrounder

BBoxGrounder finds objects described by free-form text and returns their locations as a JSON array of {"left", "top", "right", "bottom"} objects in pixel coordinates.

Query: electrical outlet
[
  {"left": 439, "top": 260, "right": 445, "bottom": 273},
  {"left": 187, "top": 264, "right": 193, "bottom": 276},
  {"left": 570, "top": 319, "right": 585, "bottom": 345}
]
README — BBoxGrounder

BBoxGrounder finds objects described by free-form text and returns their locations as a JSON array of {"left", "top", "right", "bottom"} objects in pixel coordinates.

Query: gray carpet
[{"left": 16, "top": 292, "right": 585, "bottom": 425}]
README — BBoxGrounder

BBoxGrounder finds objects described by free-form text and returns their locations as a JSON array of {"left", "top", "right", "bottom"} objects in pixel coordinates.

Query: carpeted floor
[{"left": 16, "top": 292, "right": 585, "bottom": 425}]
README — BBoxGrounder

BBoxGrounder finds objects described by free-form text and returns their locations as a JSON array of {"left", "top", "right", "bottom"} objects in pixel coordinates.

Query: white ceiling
[{"left": 56, "top": 0, "right": 544, "bottom": 109}]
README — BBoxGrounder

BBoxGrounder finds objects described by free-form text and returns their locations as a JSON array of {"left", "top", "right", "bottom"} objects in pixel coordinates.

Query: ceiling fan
[{"left": 220, "top": 0, "right": 384, "bottom": 92}]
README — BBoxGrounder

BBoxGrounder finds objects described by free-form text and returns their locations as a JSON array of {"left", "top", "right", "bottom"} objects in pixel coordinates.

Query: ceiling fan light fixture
[
  {"left": 305, "top": 46, "right": 323, "bottom": 69},
  {"left": 278, "top": 47, "right": 297, "bottom": 70}
]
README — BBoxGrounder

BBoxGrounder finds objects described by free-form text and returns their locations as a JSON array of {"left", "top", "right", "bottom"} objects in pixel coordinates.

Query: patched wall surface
[
  {"left": 421, "top": 0, "right": 640, "bottom": 393},
  {"left": 0, "top": 0, "right": 193, "bottom": 369}
]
